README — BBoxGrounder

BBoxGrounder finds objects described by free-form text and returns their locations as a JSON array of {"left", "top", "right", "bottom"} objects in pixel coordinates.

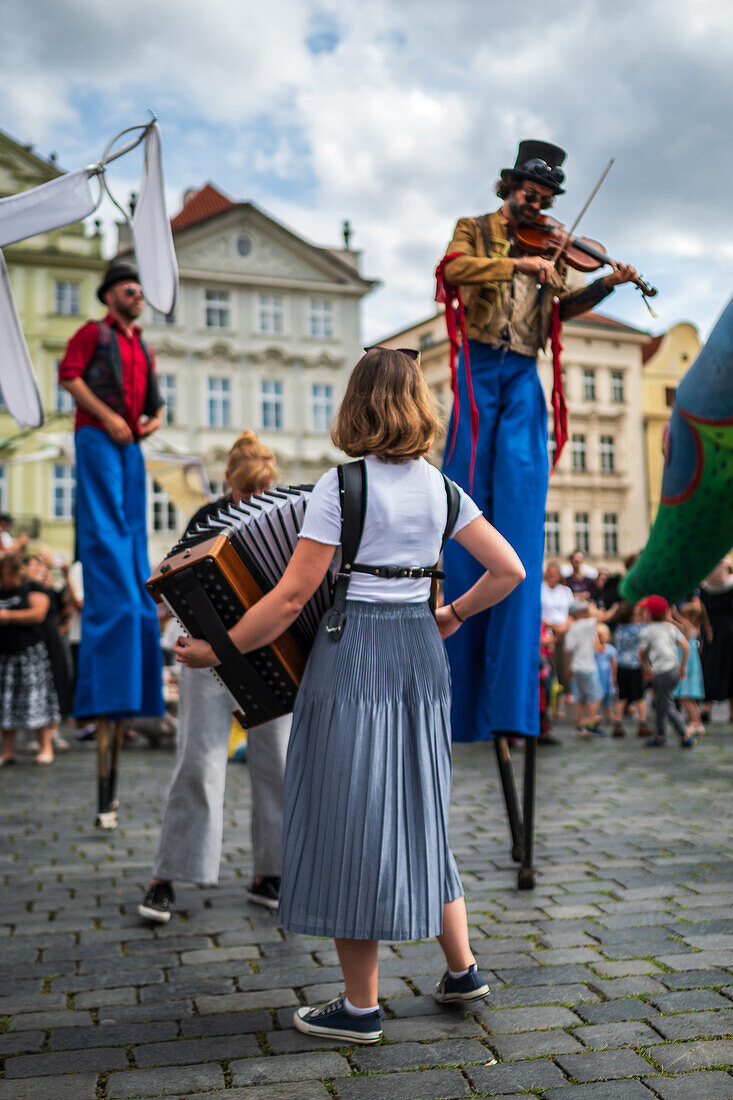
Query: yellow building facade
[
  {"left": 0, "top": 129, "right": 106, "bottom": 556},
  {"left": 640, "top": 321, "right": 701, "bottom": 525}
]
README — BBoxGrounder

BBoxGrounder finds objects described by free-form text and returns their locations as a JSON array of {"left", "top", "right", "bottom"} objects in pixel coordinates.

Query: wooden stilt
[
  {"left": 517, "top": 737, "right": 537, "bottom": 890},
  {"left": 94, "top": 717, "right": 117, "bottom": 830},
  {"left": 493, "top": 736, "right": 524, "bottom": 863}
]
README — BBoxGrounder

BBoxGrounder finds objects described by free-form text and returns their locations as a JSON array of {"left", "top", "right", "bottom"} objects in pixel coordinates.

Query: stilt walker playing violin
[{"left": 436, "top": 140, "right": 643, "bottom": 882}]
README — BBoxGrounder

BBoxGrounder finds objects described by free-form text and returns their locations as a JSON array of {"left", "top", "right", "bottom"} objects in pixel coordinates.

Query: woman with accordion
[
  {"left": 175, "top": 348, "right": 525, "bottom": 1044},
  {"left": 140, "top": 432, "right": 291, "bottom": 923}
]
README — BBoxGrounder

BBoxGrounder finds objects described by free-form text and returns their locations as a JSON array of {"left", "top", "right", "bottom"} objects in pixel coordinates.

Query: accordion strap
[{"left": 326, "top": 459, "right": 367, "bottom": 640}]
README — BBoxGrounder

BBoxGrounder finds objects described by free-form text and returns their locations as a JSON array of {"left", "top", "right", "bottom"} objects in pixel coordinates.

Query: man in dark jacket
[{"left": 59, "top": 261, "right": 165, "bottom": 826}]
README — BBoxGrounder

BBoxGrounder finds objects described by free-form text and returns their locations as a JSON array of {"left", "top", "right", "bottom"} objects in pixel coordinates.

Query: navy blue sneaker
[
  {"left": 435, "top": 963, "right": 490, "bottom": 1003},
  {"left": 294, "top": 995, "right": 382, "bottom": 1044}
]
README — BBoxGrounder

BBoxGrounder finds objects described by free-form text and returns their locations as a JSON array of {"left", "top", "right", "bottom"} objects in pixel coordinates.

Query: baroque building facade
[{"left": 380, "top": 308, "right": 650, "bottom": 571}]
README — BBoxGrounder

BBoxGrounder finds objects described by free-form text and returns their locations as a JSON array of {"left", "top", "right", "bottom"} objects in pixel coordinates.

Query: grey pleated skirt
[{"left": 279, "top": 600, "right": 463, "bottom": 941}]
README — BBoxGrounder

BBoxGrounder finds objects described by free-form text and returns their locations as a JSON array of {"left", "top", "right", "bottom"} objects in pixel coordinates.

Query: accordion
[{"left": 147, "top": 487, "right": 333, "bottom": 728}]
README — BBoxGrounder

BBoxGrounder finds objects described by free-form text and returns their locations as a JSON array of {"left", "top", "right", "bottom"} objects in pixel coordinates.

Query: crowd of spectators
[{"left": 541, "top": 549, "right": 733, "bottom": 746}]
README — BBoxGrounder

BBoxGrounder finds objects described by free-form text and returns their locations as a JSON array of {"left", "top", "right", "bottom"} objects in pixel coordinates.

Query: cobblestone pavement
[{"left": 2, "top": 716, "right": 733, "bottom": 1099}]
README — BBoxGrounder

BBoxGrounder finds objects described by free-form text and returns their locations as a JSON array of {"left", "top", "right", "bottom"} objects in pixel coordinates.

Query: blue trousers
[
  {"left": 442, "top": 341, "right": 548, "bottom": 740},
  {"left": 74, "top": 426, "right": 164, "bottom": 720}
]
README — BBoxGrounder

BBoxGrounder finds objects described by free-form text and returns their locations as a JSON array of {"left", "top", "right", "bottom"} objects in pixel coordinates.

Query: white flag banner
[
  {"left": 0, "top": 168, "right": 97, "bottom": 249},
  {"left": 0, "top": 251, "right": 43, "bottom": 428},
  {"left": 131, "top": 123, "right": 178, "bottom": 315}
]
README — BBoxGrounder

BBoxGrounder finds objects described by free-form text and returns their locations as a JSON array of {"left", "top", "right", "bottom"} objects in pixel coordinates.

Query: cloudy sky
[{"left": 4, "top": 0, "right": 733, "bottom": 342}]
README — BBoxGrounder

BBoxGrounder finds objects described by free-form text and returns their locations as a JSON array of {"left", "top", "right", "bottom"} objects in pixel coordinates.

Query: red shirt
[{"left": 58, "top": 314, "right": 156, "bottom": 437}]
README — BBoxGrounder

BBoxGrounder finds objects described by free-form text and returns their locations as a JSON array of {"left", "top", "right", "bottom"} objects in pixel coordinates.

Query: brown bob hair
[
  {"left": 225, "top": 430, "right": 278, "bottom": 495},
  {"left": 331, "top": 348, "right": 439, "bottom": 462}
]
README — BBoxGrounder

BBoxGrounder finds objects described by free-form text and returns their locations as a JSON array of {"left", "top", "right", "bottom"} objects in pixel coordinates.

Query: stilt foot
[
  {"left": 95, "top": 810, "right": 118, "bottom": 830},
  {"left": 517, "top": 867, "right": 535, "bottom": 890}
]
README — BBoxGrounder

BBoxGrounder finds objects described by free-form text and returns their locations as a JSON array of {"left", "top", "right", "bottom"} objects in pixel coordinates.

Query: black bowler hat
[
  {"left": 500, "top": 139, "right": 567, "bottom": 195},
  {"left": 97, "top": 262, "right": 140, "bottom": 303}
]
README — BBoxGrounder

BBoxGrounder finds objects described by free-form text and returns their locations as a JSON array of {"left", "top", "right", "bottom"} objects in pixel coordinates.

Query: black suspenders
[{"left": 325, "top": 460, "right": 461, "bottom": 641}]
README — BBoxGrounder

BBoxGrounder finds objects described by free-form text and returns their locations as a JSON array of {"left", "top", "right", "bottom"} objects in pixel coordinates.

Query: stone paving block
[
  {"left": 544, "top": 1084, "right": 656, "bottom": 1099},
  {"left": 556, "top": 1048, "right": 655, "bottom": 1082},
  {"left": 49, "top": 1019, "right": 178, "bottom": 1049},
  {"left": 302, "top": 977, "right": 411, "bottom": 1002},
  {"left": 647, "top": 1038, "right": 733, "bottom": 1072},
  {"left": 649, "top": 1008, "right": 733, "bottom": 1041},
  {"left": 196, "top": 989, "right": 299, "bottom": 1013},
  {"left": 494, "top": 963, "right": 597, "bottom": 986},
  {"left": 465, "top": 1056, "right": 568, "bottom": 1093},
  {"left": 590, "top": 976, "right": 669, "bottom": 998},
  {"left": 107, "top": 1064, "right": 225, "bottom": 1098},
  {"left": 490, "top": 1027, "right": 585, "bottom": 1061},
  {"left": 96, "top": 999, "right": 194, "bottom": 1024},
  {"left": 180, "top": 1009, "right": 271, "bottom": 1036},
  {"left": 575, "top": 998, "right": 655, "bottom": 1023},
  {"left": 662, "top": 968, "right": 733, "bottom": 989},
  {"left": 592, "top": 959, "right": 665, "bottom": 978},
  {"left": 231, "top": 1050, "right": 350, "bottom": 1086},
  {"left": 193, "top": 1087, "right": 331, "bottom": 1100},
  {"left": 383, "top": 995, "right": 444, "bottom": 1018},
  {"left": 265, "top": 1029, "right": 346, "bottom": 1053},
  {"left": 74, "top": 985, "right": 138, "bottom": 1007},
  {"left": 650, "top": 988, "right": 732, "bottom": 1012},
  {"left": 574, "top": 1019, "right": 664, "bottom": 1049},
  {"left": 351, "top": 1037, "right": 488, "bottom": 1073},
  {"left": 481, "top": 1003, "right": 583, "bottom": 1033},
  {"left": 180, "top": 944, "right": 260, "bottom": 964},
  {"left": 0, "top": 1029, "right": 45, "bottom": 1055},
  {"left": 135, "top": 1032, "right": 260, "bottom": 1066},
  {"left": 658, "top": 950, "right": 733, "bottom": 970},
  {"left": 486, "top": 981, "right": 599, "bottom": 1008},
  {"left": 0, "top": 991, "right": 66, "bottom": 1013},
  {"left": 529, "top": 947, "right": 602, "bottom": 965},
  {"left": 0, "top": 1073, "right": 99, "bottom": 1099},
  {"left": 381, "top": 1014, "right": 486, "bottom": 1042},
  {"left": 4, "top": 1044, "right": 129, "bottom": 1077},
  {"left": 332, "top": 1069, "right": 471, "bottom": 1099},
  {"left": 642, "top": 1072, "right": 733, "bottom": 1099}
]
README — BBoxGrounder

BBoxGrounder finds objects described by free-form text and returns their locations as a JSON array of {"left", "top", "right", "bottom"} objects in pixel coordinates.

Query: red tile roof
[
  {"left": 573, "top": 309, "right": 648, "bottom": 336},
  {"left": 641, "top": 334, "right": 664, "bottom": 363},
  {"left": 170, "top": 183, "right": 235, "bottom": 232}
]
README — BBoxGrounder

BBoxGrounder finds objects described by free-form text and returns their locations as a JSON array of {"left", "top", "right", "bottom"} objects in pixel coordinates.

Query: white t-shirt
[
  {"left": 564, "top": 617, "right": 598, "bottom": 673},
  {"left": 299, "top": 455, "right": 481, "bottom": 603},
  {"left": 640, "top": 621, "right": 685, "bottom": 675},
  {"left": 541, "top": 581, "right": 574, "bottom": 625}
]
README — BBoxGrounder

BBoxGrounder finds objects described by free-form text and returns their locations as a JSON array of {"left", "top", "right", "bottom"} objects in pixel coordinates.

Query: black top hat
[
  {"left": 97, "top": 262, "right": 140, "bottom": 304},
  {"left": 500, "top": 139, "right": 567, "bottom": 195}
]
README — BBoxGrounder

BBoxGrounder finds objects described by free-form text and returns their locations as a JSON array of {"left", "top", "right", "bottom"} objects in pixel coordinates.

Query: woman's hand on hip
[{"left": 435, "top": 605, "right": 462, "bottom": 640}]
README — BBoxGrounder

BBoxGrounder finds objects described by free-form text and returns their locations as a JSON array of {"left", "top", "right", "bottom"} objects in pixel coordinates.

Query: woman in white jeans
[{"left": 139, "top": 431, "right": 290, "bottom": 922}]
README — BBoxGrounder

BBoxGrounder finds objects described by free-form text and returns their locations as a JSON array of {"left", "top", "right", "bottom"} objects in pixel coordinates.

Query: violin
[{"left": 515, "top": 214, "right": 658, "bottom": 302}]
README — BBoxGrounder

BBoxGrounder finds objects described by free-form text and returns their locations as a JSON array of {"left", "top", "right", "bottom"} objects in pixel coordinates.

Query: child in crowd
[
  {"left": 564, "top": 600, "right": 604, "bottom": 736},
  {"left": 539, "top": 627, "right": 559, "bottom": 745},
  {"left": 175, "top": 348, "right": 525, "bottom": 1043},
  {"left": 595, "top": 623, "right": 618, "bottom": 730},
  {"left": 638, "top": 595, "right": 693, "bottom": 748},
  {"left": 612, "top": 602, "right": 652, "bottom": 738},
  {"left": 673, "top": 602, "right": 710, "bottom": 738}
]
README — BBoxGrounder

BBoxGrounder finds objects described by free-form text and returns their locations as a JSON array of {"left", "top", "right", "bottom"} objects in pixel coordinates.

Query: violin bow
[{"left": 548, "top": 158, "right": 615, "bottom": 266}]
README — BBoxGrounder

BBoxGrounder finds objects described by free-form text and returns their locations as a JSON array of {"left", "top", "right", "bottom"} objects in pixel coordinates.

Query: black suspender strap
[
  {"left": 429, "top": 475, "right": 461, "bottom": 611},
  {"left": 325, "top": 459, "right": 367, "bottom": 640}
]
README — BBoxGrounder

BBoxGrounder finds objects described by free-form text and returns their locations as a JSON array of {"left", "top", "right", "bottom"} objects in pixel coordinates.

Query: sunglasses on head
[
  {"left": 522, "top": 157, "right": 565, "bottom": 186},
  {"left": 363, "top": 345, "right": 420, "bottom": 361}
]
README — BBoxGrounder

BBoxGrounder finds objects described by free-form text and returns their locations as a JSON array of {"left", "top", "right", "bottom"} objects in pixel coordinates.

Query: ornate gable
[{"left": 0, "top": 130, "right": 61, "bottom": 199}]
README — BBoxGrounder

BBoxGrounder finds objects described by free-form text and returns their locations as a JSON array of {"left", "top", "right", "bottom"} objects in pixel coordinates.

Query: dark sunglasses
[
  {"left": 522, "top": 157, "right": 565, "bottom": 186},
  {"left": 520, "top": 188, "right": 555, "bottom": 210},
  {"left": 121, "top": 284, "right": 143, "bottom": 297},
  {"left": 363, "top": 345, "right": 420, "bottom": 361}
]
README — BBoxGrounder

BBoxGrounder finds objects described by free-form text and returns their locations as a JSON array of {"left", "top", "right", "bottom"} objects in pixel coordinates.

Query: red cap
[{"left": 638, "top": 595, "right": 669, "bottom": 620}]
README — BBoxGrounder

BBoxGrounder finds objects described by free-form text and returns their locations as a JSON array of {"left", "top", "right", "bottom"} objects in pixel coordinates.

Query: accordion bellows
[{"left": 147, "top": 487, "right": 333, "bottom": 727}]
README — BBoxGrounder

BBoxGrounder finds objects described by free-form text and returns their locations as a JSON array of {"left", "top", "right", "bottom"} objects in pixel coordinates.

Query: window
[
  {"left": 419, "top": 331, "right": 435, "bottom": 350},
  {"left": 603, "top": 513, "right": 618, "bottom": 557},
  {"left": 261, "top": 380, "right": 284, "bottom": 430},
  {"left": 574, "top": 512, "right": 590, "bottom": 555},
  {"left": 308, "top": 299, "right": 334, "bottom": 338},
  {"left": 54, "top": 280, "right": 80, "bottom": 316},
  {"left": 600, "top": 435, "right": 616, "bottom": 473},
  {"left": 206, "top": 377, "right": 231, "bottom": 428},
  {"left": 571, "top": 434, "right": 586, "bottom": 472},
  {"left": 158, "top": 374, "right": 176, "bottom": 426},
  {"left": 611, "top": 370, "right": 624, "bottom": 403},
  {"left": 51, "top": 463, "right": 75, "bottom": 521},
  {"left": 665, "top": 386, "right": 676, "bottom": 408},
  {"left": 258, "top": 294, "right": 284, "bottom": 335},
  {"left": 151, "top": 479, "right": 177, "bottom": 533},
  {"left": 151, "top": 306, "right": 176, "bottom": 325},
  {"left": 204, "top": 289, "right": 230, "bottom": 329},
  {"left": 311, "top": 383, "right": 334, "bottom": 432},
  {"left": 545, "top": 511, "right": 560, "bottom": 555},
  {"left": 54, "top": 374, "right": 74, "bottom": 414},
  {"left": 561, "top": 368, "right": 568, "bottom": 397},
  {"left": 583, "top": 368, "right": 596, "bottom": 401},
  {"left": 548, "top": 429, "right": 557, "bottom": 467},
  {"left": 0, "top": 466, "right": 7, "bottom": 513}
]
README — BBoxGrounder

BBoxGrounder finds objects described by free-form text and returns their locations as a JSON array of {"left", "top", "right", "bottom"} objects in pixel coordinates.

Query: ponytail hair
[{"left": 225, "top": 430, "right": 278, "bottom": 497}]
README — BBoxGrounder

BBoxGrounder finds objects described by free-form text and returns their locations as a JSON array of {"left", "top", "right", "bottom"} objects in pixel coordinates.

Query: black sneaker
[
  {"left": 247, "top": 876, "right": 280, "bottom": 911},
  {"left": 138, "top": 882, "right": 174, "bottom": 923},
  {"left": 294, "top": 994, "right": 382, "bottom": 1043},
  {"left": 435, "top": 963, "right": 490, "bottom": 1003}
]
